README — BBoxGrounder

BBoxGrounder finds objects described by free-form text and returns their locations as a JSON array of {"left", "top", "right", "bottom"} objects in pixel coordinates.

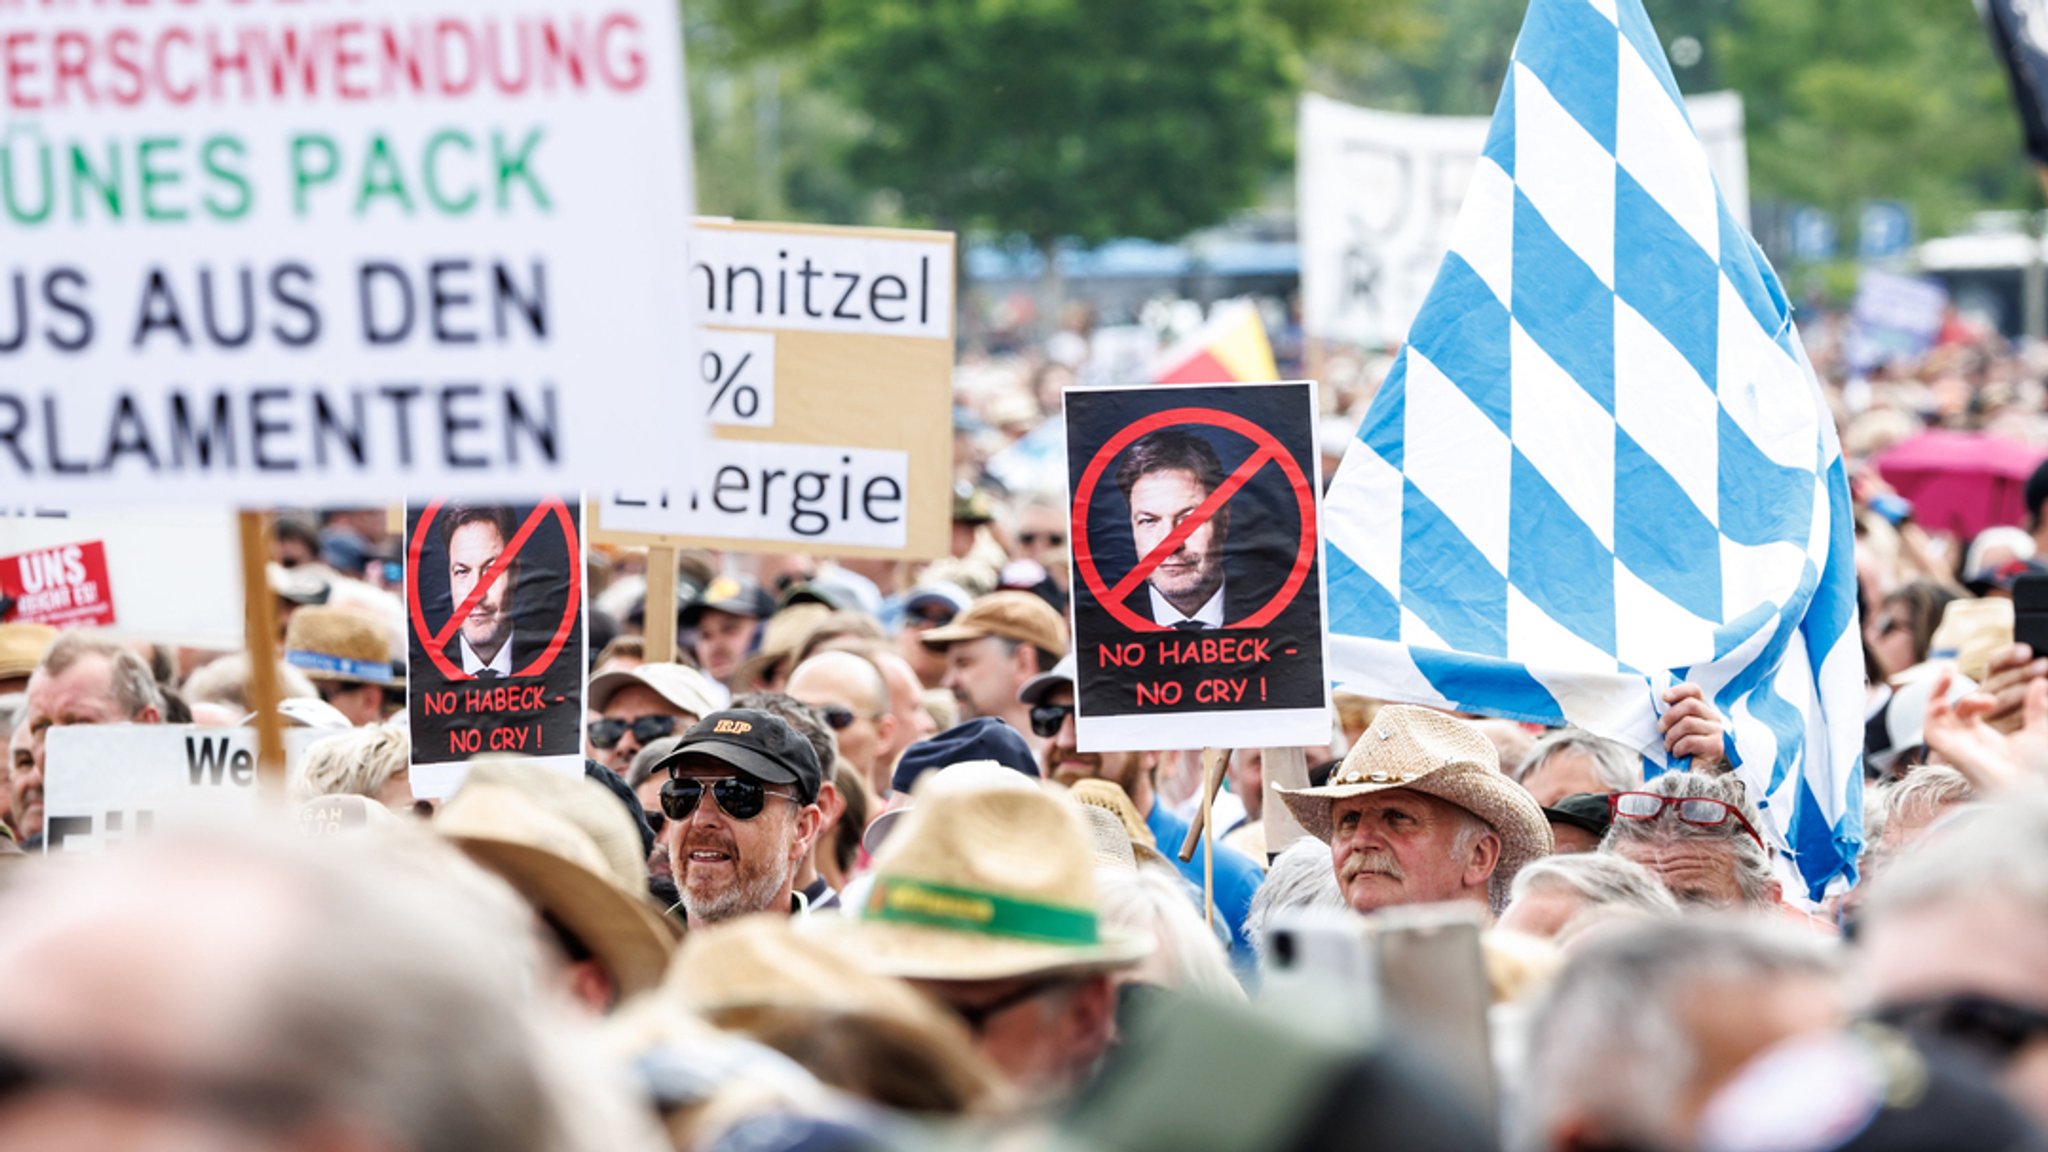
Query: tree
[{"left": 808, "top": 0, "right": 1296, "bottom": 319}]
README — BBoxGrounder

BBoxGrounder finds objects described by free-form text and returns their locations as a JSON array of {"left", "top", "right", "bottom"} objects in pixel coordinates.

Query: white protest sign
[
  {"left": 597, "top": 221, "right": 956, "bottom": 559},
  {"left": 1298, "top": 91, "right": 1749, "bottom": 350},
  {"left": 42, "top": 724, "right": 329, "bottom": 853},
  {"left": 0, "top": 508, "right": 243, "bottom": 647},
  {"left": 0, "top": 3, "right": 701, "bottom": 504}
]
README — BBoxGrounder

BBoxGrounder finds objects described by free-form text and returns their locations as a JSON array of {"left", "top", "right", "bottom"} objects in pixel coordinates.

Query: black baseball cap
[
  {"left": 1543, "top": 793, "right": 1613, "bottom": 840},
  {"left": 652, "top": 708, "right": 823, "bottom": 804},
  {"left": 681, "top": 575, "right": 776, "bottom": 627}
]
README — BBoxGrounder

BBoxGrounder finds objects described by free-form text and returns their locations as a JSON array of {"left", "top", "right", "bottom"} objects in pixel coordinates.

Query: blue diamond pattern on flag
[{"left": 1320, "top": 0, "right": 1863, "bottom": 899}]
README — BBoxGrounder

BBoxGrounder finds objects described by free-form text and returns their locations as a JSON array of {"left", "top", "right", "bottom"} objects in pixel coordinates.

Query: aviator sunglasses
[
  {"left": 659, "top": 775, "right": 800, "bottom": 822},
  {"left": 587, "top": 715, "right": 681, "bottom": 750}
]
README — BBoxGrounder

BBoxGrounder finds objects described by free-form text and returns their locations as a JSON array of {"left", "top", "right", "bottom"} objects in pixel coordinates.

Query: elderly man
[
  {"left": 1023, "top": 655, "right": 1264, "bottom": 963},
  {"left": 1513, "top": 685, "right": 1726, "bottom": 805},
  {"left": 1599, "top": 771, "right": 1779, "bottom": 910},
  {"left": 10, "top": 631, "right": 164, "bottom": 844},
  {"left": 786, "top": 649, "right": 898, "bottom": 798},
  {"left": 653, "top": 708, "right": 823, "bottom": 929},
  {"left": 281, "top": 606, "right": 394, "bottom": 726},
  {"left": 1520, "top": 917, "right": 1842, "bottom": 1151},
  {"left": 585, "top": 663, "right": 721, "bottom": 777},
  {"left": 1280, "top": 705, "right": 1551, "bottom": 918},
  {"left": 1858, "top": 798, "right": 2048, "bottom": 1128},
  {"left": 920, "top": 590, "right": 1066, "bottom": 755},
  {"left": 824, "top": 777, "right": 1150, "bottom": 1100}
]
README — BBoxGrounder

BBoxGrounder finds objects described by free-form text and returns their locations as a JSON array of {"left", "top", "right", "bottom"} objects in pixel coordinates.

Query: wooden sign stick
[
  {"left": 236, "top": 511, "right": 286, "bottom": 790},
  {"left": 643, "top": 545, "right": 679, "bottom": 663},
  {"left": 1177, "top": 747, "right": 1227, "bottom": 929}
]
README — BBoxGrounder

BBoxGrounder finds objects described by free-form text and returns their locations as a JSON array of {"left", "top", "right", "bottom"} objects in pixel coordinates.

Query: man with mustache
[
  {"left": 653, "top": 707, "right": 823, "bottom": 929},
  {"left": 1020, "top": 655, "right": 1264, "bottom": 964},
  {"left": 1281, "top": 705, "right": 1552, "bottom": 918},
  {"left": 1116, "top": 428, "right": 1237, "bottom": 630}
]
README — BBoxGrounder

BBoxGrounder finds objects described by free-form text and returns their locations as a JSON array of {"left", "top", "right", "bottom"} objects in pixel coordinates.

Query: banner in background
[
  {"left": 0, "top": 509, "right": 242, "bottom": 646},
  {"left": 1299, "top": 90, "right": 1750, "bottom": 351}
]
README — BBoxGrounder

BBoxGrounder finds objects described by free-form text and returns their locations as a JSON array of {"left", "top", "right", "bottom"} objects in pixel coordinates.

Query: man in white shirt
[{"left": 443, "top": 506, "right": 519, "bottom": 678}]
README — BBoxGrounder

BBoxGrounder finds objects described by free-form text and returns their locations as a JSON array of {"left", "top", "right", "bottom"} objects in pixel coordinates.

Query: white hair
[
  {"left": 290, "top": 724, "right": 409, "bottom": 804},
  {"left": 1599, "top": 771, "right": 1777, "bottom": 907},
  {"left": 1247, "top": 838, "right": 1344, "bottom": 965},
  {"left": 1514, "top": 729, "right": 1640, "bottom": 792},
  {"left": 1095, "top": 866, "right": 1243, "bottom": 1000},
  {"left": 1515, "top": 917, "right": 1837, "bottom": 1152},
  {"left": 1867, "top": 794, "right": 2048, "bottom": 922},
  {"left": 182, "top": 653, "right": 317, "bottom": 711},
  {"left": 1509, "top": 852, "right": 1679, "bottom": 922}
]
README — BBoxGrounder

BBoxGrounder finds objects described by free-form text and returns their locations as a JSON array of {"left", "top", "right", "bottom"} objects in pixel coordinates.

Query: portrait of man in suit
[
  {"left": 442, "top": 505, "right": 520, "bottom": 678},
  {"left": 1115, "top": 428, "right": 1236, "bottom": 630}
]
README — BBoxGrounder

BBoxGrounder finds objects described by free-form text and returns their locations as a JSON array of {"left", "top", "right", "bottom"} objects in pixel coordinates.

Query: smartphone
[{"left": 2015, "top": 573, "right": 2048, "bottom": 658}]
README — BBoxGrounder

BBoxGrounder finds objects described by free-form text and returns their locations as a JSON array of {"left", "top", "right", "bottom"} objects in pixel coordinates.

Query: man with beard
[
  {"left": 652, "top": 708, "right": 823, "bottom": 929},
  {"left": 1020, "top": 655, "right": 1263, "bottom": 964},
  {"left": 442, "top": 505, "right": 521, "bottom": 677}
]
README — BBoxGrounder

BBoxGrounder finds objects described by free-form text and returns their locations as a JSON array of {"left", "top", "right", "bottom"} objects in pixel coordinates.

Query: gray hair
[
  {"left": 1247, "top": 838, "right": 1344, "bottom": 965},
  {"left": 181, "top": 653, "right": 317, "bottom": 711},
  {"left": 1095, "top": 866, "right": 1244, "bottom": 1001},
  {"left": 1509, "top": 852, "right": 1680, "bottom": 920},
  {"left": 1516, "top": 917, "right": 1838, "bottom": 1152},
  {"left": 1880, "top": 765, "right": 1973, "bottom": 829},
  {"left": 36, "top": 630, "right": 164, "bottom": 719},
  {"left": 1514, "top": 729, "right": 1640, "bottom": 792},
  {"left": 1599, "top": 771, "right": 1776, "bottom": 907},
  {"left": 290, "top": 724, "right": 409, "bottom": 804},
  {"left": 1866, "top": 794, "right": 2048, "bottom": 922}
]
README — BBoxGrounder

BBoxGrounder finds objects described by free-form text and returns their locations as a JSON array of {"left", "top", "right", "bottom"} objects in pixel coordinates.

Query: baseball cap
[
  {"left": 1019, "top": 653, "right": 1077, "bottom": 707},
  {"left": 918, "top": 590, "right": 1067, "bottom": 655},
  {"left": 902, "top": 581, "right": 973, "bottom": 621},
  {"left": 681, "top": 575, "right": 776, "bottom": 627},
  {"left": 652, "top": 708, "right": 823, "bottom": 804},
  {"left": 890, "top": 716, "right": 1039, "bottom": 795},
  {"left": 589, "top": 663, "right": 721, "bottom": 719}
]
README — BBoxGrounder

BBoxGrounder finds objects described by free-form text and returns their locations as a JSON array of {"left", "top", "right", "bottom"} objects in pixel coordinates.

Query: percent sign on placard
[{"left": 698, "top": 330, "right": 777, "bottom": 428}]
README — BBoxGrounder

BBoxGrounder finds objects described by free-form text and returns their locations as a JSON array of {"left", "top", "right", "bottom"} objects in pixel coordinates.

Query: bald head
[{"left": 786, "top": 650, "right": 896, "bottom": 787}]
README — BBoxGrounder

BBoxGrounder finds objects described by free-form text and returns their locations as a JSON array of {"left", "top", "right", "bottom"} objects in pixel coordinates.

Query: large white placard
[
  {"left": 42, "top": 724, "right": 329, "bottom": 853},
  {"left": 1298, "top": 91, "right": 1749, "bottom": 350},
  {"left": 0, "top": 3, "right": 700, "bottom": 503}
]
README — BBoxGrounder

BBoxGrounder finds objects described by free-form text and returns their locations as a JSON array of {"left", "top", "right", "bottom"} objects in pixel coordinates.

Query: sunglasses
[
  {"left": 659, "top": 775, "right": 800, "bottom": 822},
  {"left": 1609, "top": 791, "right": 1764, "bottom": 848},
  {"left": 819, "top": 705, "right": 864, "bottom": 732},
  {"left": 1029, "top": 703, "right": 1075, "bottom": 739},
  {"left": 1019, "top": 530, "right": 1067, "bottom": 549},
  {"left": 939, "top": 976, "right": 1075, "bottom": 1035},
  {"left": 588, "top": 715, "right": 681, "bottom": 750},
  {"left": 1870, "top": 994, "right": 2048, "bottom": 1065}
]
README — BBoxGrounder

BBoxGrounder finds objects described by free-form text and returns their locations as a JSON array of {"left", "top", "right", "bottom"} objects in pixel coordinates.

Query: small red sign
[{"left": 1, "top": 541, "right": 117, "bottom": 629}]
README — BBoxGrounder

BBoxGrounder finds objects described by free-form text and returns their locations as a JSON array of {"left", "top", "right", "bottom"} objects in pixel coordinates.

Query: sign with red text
[
  {"left": 43, "top": 725, "right": 328, "bottom": 854},
  {"left": 1066, "top": 383, "right": 1331, "bottom": 751},
  {"left": 0, "top": 508, "right": 241, "bottom": 646},
  {"left": 405, "top": 496, "right": 586, "bottom": 798},
  {"left": 1, "top": 2, "right": 701, "bottom": 504},
  {"left": 595, "top": 221, "right": 955, "bottom": 559},
  {"left": 1, "top": 540, "right": 115, "bottom": 628}
]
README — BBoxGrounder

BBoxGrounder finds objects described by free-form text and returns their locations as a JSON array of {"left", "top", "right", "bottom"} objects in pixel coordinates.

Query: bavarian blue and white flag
[{"left": 1320, "top": 0, "right": 1863, "bottom": 898}]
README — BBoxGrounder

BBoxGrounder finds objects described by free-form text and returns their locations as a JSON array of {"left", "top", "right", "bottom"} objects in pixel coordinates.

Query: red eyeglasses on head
[{"left": 1608, "top": 791, "right": 1764, "bottom": 848}]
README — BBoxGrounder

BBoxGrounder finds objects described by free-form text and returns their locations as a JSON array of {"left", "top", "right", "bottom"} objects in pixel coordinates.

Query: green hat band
[{"left": 865, "top": 877, "right": 1100, "bottom": 946}]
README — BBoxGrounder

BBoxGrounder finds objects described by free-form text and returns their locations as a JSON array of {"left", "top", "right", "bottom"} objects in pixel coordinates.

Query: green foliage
[{"left": 809, "top": 0, "right": 1296, "bottom": 248}]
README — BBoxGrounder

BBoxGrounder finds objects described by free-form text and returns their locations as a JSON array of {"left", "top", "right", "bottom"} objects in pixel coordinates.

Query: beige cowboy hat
[
  {"left": 1279, "top": 704, "right": 1553, "bottom": 903},
  {"left": 823, "top": 782, "right": 1151, "bottom": 983},
  {"left": 0, "top": 622, "right": 57, "bottom": 681},
  {"left": 433, "top": 758, "right": 677, "bottom": 997}
]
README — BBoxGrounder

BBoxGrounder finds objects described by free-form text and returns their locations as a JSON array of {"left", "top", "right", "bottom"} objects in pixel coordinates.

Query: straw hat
[
  {"left": 1926, "top": 597, "right": 2012, "bottom": 683},
  {"left": 434, "top": 758, "right": 676, "bottom": 997},
  {"left": 1065, "top": 779, "right": 1169, "bottom": 867},
  {"left": 1279, "top": 705, "right": 1552, "bottom": 903},
  {"left": 282, "top": 607, "right": 392, "bottom": 686},
  {"left": 0, "top": 623, "right": 56, "bottom": 681},
  {"left": 824, "top": 784, "right": 1151, "bottom": 982},
  {"left": 671, "top": 916, "right": 951, "bottom": 1026}
]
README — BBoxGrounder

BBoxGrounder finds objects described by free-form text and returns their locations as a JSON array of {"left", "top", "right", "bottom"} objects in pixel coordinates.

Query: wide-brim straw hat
[
  {"left": 283, "top": 606, "right": 393, "bottom": 686},
  {"left": 0, "top": 622, "right": 57, "bottom": 681},
  {"left": 1279, "top": 704, "right": 1552, "bottom": 903},
  {"left": 822, "top": 782, "right": 1151, "bottom": 982},
  {"left": 434, "top": 762, "right": 675, "bottom": 997}
]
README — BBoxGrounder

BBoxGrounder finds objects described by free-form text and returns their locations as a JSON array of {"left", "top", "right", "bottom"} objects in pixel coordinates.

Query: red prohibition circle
[
  {"left": 407, "top": 497, "right": 584, "bottom": 682},
  {"left": 1071, "top": 406, "right": 1316, "bottom": 634}
]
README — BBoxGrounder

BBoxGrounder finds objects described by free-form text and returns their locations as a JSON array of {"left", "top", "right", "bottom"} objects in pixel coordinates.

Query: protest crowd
[{"left": 16, "top": 1, "right": 2048, "bottom": 1151}]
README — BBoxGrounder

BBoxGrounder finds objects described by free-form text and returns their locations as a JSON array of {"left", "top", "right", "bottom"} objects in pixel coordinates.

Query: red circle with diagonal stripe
[
  {"left": 407, "top": 498, "right": 583, "bottom": 682},
  {"left": 1071, "top": 407, "right": 1316, "bottom": 634}
]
